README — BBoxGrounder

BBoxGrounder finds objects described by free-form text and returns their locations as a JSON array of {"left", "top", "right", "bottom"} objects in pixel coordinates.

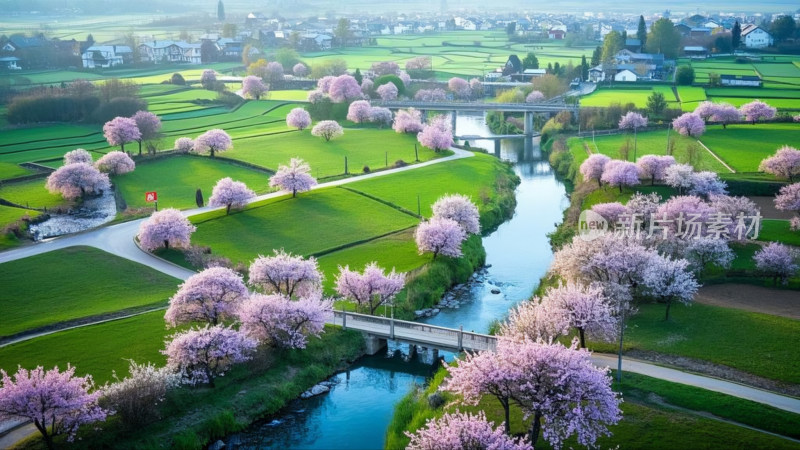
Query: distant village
[{"left": 1, "top": 7, "right": 797, "bottom": 86}]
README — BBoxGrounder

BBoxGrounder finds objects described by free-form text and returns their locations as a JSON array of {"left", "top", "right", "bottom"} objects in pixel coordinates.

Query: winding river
[{"left": 224, "top": 112, "right": 569, "bottom": 449}]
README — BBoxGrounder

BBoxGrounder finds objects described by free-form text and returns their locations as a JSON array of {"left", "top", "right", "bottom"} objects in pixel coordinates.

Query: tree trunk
[
  {"left": 34, "top": 420, "right": 54, "bottom": 450},
  {"left": 597, "top": 178, "right": 602, "bottom": 188},
  {"left": 665, "top": 300, "right": 672, "bottom": 321},
  {"left": 164, "top": 239, "right": 170, "bottom": 249},
  {"left": 121, "top": 142, "right": 125, "bottom": 152},
  {"left": 138, "top": 140, "right": 143, "bottom": 156},
  {"left": 651, "top": 176, "right": 655, "bottom": 186},
  {"left": 501, "top": 398, "right": 511, "bottom": 435},
  {"left": 226, "top": 204, "right": 231, "bottom": 214},
  {"left": 292, "top": 189, "right": 297, "bottom": 198},
  {"left": 618, "top": 184, "right": 623, "bottom": 193},
  {"left": 528, "top": 411, "right": 543, "bottom": 446},
  {"left": 579, "top": 327, "right": 586, "bottom": 349},
  {"left": 210, "top": 148, "right": 215, "bottom": 158}
]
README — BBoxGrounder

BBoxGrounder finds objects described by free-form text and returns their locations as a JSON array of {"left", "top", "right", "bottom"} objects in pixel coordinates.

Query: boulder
[
  {"left": 300, "top": 383, "right": 331, "bottom": 399},
  {"left": 491, "top": 288, "right": 501, "bottom": 294},
  {"left": 208, "top": 440, "right": 226, "bottom": 450}
]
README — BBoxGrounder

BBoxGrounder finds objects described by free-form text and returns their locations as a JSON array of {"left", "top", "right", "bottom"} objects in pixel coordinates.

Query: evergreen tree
[
  {"left": 591, "top": 46, "right": 601, "bottom": 66},
  {"left": 353, "top": 68, "right": 363, "bottom": 84},
  {"left": 522, "top": 52, "right": 539, "bottom": 69},
  {"left": 86, "top": 33, "right": 95, "bottom": 47},
  {"left": 581, "top": 55, "right": 589, "bottom": 80},
  {"left": 731, "top": 21, "right": 741, "bottom": 49},
  {"left": 646, "top": 18, "right": 681, "bottom": 59},
  {"left": 601, "top": 31, "right": 624, "bottom": 62},
  {"left": 637, "top": 16, "right": 647, "bottom": 47},
  {"left": 217, "top": 0, "right": 225, "bottom": 22}
]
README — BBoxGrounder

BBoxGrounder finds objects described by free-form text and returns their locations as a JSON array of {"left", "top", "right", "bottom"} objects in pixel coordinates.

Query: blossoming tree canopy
[
  {"left": 238, "top": 293, "right": 331, "bottom": 348},
  {"left": 431, "top": 193, "right": 481, "bottom": 234},
  {"left": 415, "top": 217, "right": 468, "bottom": 259},
  {"left": 193, "top": 129, "right": 232, "bottom": 157},
  {"left": 45, "top": 163, "right": 110, "bottom": 199},
  {"left": 165, "top": 266, "right": 249, "bottom": 327},
  {"left": 94, "top": 151, "right": 135, "bottom": 175},
  {"left": 63, "top": 148, "right": 93, "bottom": 165},
  {"left": 248, "top": 249, "right": 323, "bottom": 298},
  {"left": 208, "top": 177, "right": 256, "bottom": 214},
  {"left": 286, "top": 108, "right": 312, "bottom": 130},
  {"left": 103, "top": 116, "right": 141, "bottom": 152},
  {"left": 672, "top": 112, "right": 705, "bottom": 137},
  {"left": 269, "top": 158, "right": 317, "bottom": 197},
  {"left": 137, "top": 208, "right": 196, "bottom": 251},
  {"left": 334, "top": 262, "right": 405, "bottom": 314},
  {"left": 405, "top": 411, "right": 533, "bottom": 450},
  {"left": 311, "top": 120, "right": 344, "bottom": 142}
]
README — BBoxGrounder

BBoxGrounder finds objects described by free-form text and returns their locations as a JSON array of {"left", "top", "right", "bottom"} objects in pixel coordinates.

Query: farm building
[
  {"left": 614, "top": 69, "right": 638, "bottom": 82},
  {"left": 81, "top": 45, "right": 132, "bottom": 68},
  {"left": 741, "top": 25, "right": 773, "bottom": 48},
  {"left": 720, "top": 75, "right": 762, "bottom": 87}
]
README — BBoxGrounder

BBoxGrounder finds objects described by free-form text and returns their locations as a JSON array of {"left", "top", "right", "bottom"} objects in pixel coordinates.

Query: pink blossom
[
  {"left": 709, "top": 103, "right": 741, "bottom": 128},
  {"left": 672, "top": 113, "right": 705, "bottom": 137},
  {"left": 601, "top": 160, "right": 640, "bottom": 192},
  {"left": 174, "top": 137, "right": 194, "bottom": 153},
  {"left": 248, "top": 249, "right": 323, "bottom": 298},
  {"left": 200, "top": 69, "right": 217, "bottom": 89},
  {"left": 664, "top": 163, "right": 695, "bottom": 194},
  {"left": 417, "top": 115, "right": 453, "bottom": 151},
  {"left": 501, "top": 297, "right": 553, "bottom": 342},
  {"left": 46, "top": 163, "right": 110, "bottom": 199},
  {"left": 626, "top": 192, "right": 662, "bottom": 228},
  {"left": 63, "top": 148, "right": 92, "bottom": 165},
  {"left": 642, "top": 255, "right": 699, "bottom": 320},
  {"left": 334, "top": 262, "right": 404, "bottom": 314},
  {"left": 242, "top": 75, "right": 268, "bottom": 99},
  {"left": 286, "top": 107, "right": 312, "bottom": 130},
  {"left": 165, "top": 267, "right": 248, "bottom": 327},
  {"left": 137, "top": 208, "right": 196, "bottom": 251},
  {"left": 0, "top": 365, "right": 108, "bottom": 445},
  {"left": 307, "top": 89, "right": 326, "bottom": 103},
  {"left": 740, "top": 100, "right": 776, "bottom": 124},
  {"left": 774, "top": 182, "right": 800, "bottom": 214},
  {"left": 683, "top": 237, "right": 734, "bottom": 272},
  {"left": 162, "top": 324, "right": 256, "bottom": 387},
  {"left": 368, "top": 107, "right": 393, "bottom": 127},
  {"left": 415, "top": 217, "right": 467, "bottom": 259},
  {"left": 317, "top": 76, "right": 335, "bottom": 93},
  {"left": 448, "top": 77, "right": 471, "bottom": 99},
  {"left": 541, "top": 282, "right": 617, "bottom": 347},
  {"left": 406, "top": 410, "right": 532, "bottom": 450},
  {"left": 636, "top": 154, "right": 675, "bottom": 185},
  {"left": 376, "top": 82, "right": 398, "bottom": 101},
  {"left": 525, "top": 90, "right": 545, "bottom": 103},
  {"left": 361, "top": 78, "right": 374, "bottom": 95},
  {"left": 269, "top": 158, "right": 318, "bottom": 197},
  {"left": 579, "top": 154, "right": 611, "bottom": 187},
  {"left": 618, "top": 111, "right": 648, "bottom": 130},
  {"left": 392, "top": 108, "right": 424, "bottom": 134},
  {"left": 398, "top": 71, "right": 412, "bottom": 87},
  {"left": 103, "top": 116, "right": 141, "bottom": 152},
  {"left": 794, "top": 114, "right": 800, "bottom": 123},
  {"left": 265, "top": 61, "right": 284, "bottom": 83},
  {"left": 432, "top": 193, "right": 480, "bottom": 234},
  {"left": 194, "top": 129, "right": 232, "bottom": 157},
  {"left": 654, "top": 195, "right": 715, "bottom": 237},
  {"left": 370, "top": 61, "right": 400, "bottom": 76},
  {"left": 693, "top": 101, "right": 716, "bottom": 121},
  {"left": 754, "top": 242, "right": 799, "bottom": 285},
  {"left": 591, "top": 202, "right": 629, "bottom": 225},
  {"left": 311, "top": 120, "right": 344, "bottom": 142},
  {"left": 469, "top": 78, "right": 483, "bottom": 97},
  {"left": 405, "top": 56, "right": 431, "bottom": 71},
  {"left": 414, "top": 88, "right": 447, "bottom": 102},
  {"left": 347, "top": 100, "right": 372, "bottom": 123},
  {"left": 131, "top": 111, "right": 162, "bottom": 151},
  {"left": 237, "top": 293, "right": 331, "bottom": 349},
  {"left": 790, "top": 216, "right": 800, "bottom": 231},
  {"left": 689, "top": 171, "right": 727, "bottom": 198},
  {"left": 328, "top": 75, "right": 362, "bottom": 102},
  {"left": 759, "top": 146, "right": 800, "bottom": 182},
  {"left": 95, "top": 151, "right": 135, "bottom": 175},
  {"left": 709, "top": 194, "right": 761, "bottom": 240},
  {"left": 293, "top": 63, "right": 308, "bottom": 77},
  {"left": 208, "top": 177, "right": 255, "bottom": 214}
]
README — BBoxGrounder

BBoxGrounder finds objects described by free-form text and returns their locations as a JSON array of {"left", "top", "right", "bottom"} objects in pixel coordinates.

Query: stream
[
  {"left": 28, "top": 189, "right": 117, "bottom": 240},
  {"left": 224, "top": 112, "right": 569, "bottom": 449}
]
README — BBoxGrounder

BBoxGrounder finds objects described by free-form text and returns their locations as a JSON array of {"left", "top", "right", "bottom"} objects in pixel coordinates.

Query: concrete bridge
[{"left": 329, "top": 310, "right": 497, "bottom": 355}]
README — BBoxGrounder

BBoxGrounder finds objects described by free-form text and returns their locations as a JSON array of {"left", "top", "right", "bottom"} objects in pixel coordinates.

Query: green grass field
[
  {"left": 759, "top": 219, "right": 800, "bottom": 246},
  {"left": 0, "top": 162, "right": 31, "bottom": 180},
  {"left": 191, "top": 187, "right": 420, "bottom": 264},
  {"left": 699, "top": 123, "right": 800, "bottom": 172},
  {"left": 0, "top": 178, "right": 67, "bottom": 209},
  {"left": 0, "top": 204, "right": 40, "bottom": 229},
  {"left": 0, "top": 247, "right": 179, "bottom": 337},
  {"left": 114, "top": 156, "right": 271, "bottom": 210}
]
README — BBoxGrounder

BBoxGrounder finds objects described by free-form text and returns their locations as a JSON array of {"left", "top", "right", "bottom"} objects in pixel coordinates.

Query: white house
[
  {"left": 138, "top": 41, "right": 202, "bottom": 64},
  {"left": 741, "top": 25, "right": 773, "bottom": 48},
  {"left": 614, "top": 69, "right": 637, "bottom": 82},
  {"left": 0, "top": 56, "right": 21, "bottom": 70},
  {"left": 81, "top": 45, "right": 131, "bottom": 68}
]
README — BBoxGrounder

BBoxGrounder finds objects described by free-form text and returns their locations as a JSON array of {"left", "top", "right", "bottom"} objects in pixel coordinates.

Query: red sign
[{"left": 145, "top": 191, "right": 158, "bottom": 202}]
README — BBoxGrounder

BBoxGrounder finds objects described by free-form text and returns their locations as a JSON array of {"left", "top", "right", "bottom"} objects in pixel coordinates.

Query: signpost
[{"left": 145, "top": 191, "right": 158, "bottom": 211}]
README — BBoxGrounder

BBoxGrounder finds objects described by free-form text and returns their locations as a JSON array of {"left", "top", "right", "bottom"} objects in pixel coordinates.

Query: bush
[
  {"left": 676, "top": 66, "right": 696, "bottom": 85},
  {"left": 363, "top": 165, "right": 371, "bottom": 173},
  {"left": 171, "top": 73, "right": 186, "bottom": 85},
  {"left": 374, "top": 74, "right": 406, "bottom": 96},
  {"left": 7, "top": 95, "right": 100, "bottom": 124},
  {"left": 307, "top": 96, "right": 349, "bottom": 121},
  {"left": 427, "top": 392, "right": 446, "bottom": 409},
  {"left": 393, "top": 159, "right": 408, "bottom": 168},
  {"left": 91, "top": 97, "right": 147, "bottom": 123},
  {"left": 216, "top": 91, "right": 243, "bottom": 108},
  {"left": 100, "top": 361, "right": 180, "bottom": 429}
]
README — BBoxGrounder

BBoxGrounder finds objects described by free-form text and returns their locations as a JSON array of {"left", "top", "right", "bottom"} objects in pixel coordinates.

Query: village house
[
  {"left": 740, "top": 24, "right": 773, "bottom": 48},
  {"left": 138, "top": 41, "right": 202, "bottom": 64},
  {"left": 81, "top": 45, "right": 132, "bottom": 68}
]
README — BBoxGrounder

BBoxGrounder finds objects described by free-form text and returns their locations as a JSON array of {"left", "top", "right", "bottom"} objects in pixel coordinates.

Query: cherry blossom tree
[
  {"left": 774, "top": 182, "right": 800, "bottom": 215},
  {"left": 643, "top": 255, "right": 699, "bottom": 320},
  {"left": 311, "top": 120, "right": 344, "bottom": 142},
  {"left": 264, "top": 61, "right": 284, "bottom": 83},
  {"left": 131, "top": 111, "right": 162, "bottom": 155},
  {"left": 500, "top": 297, "right": 553, "bottom": 343},
  {"left": 307, "top": 89, "right": 325, "bottom": 103},
  {"left": 626, "top": 192, "right": 662, "bottom": 228},
  {"left": 317, "top": 76, "right": 336, "bottom": 93},
  {"left": 293, "top": 63, "right": 308, "bottom": 77},
  {"left": 165, "top": 267, "right": 248, "bottom": 327},
  {"left": 405, "top": 56, "right": 431, "bottom": 72},
  {"left": 709, "top": 103, "right": 741, "bottom": 128},
  {"left": 683, "top": 237, "right": 734, "bottom": 273},
  {"left": 329, "top": 75, "right": 362, "bottom": 102},
  {"left": 248, "top": 249, "right": 323, "bottom": 298},
  {"left": 709, "top": 194, "right": 761, "bottom": 240},
  {"left": 369, "top": 107, "right": 393, "bottom": 127},
  {"left": 636, "top": 154, "right": 675, "bottom": 185},
  {"left": 361, "top": 78, "right": 374, "bottom": 95},
  {"left": 334, "top": 262, "right": 405, "bottom": 314},
  {"left": 100, "top": 360, "right": 179, "bottom": 428},
  {"left": 399, "top": 71, "right": 411, "bottom": 87},
  {"left": 414, "top": 88, "right": 447, "bottom": 102},
  {"left": 654, "top": 195, "right": 715, "bottom": 237},
  {"left": 63, "top": 148, "right": 93, "bottom": 165},
  {"left": 392, "top": 108, "right": 424, "bottom": 133},
  {"left": 525, "top": 90, "right": 545, "bottom": 103},
  {"left": 376, "top": 82, "right": 398, "bottom": 101},
  {"left": 405, "top": 411, "right": 533, "bottom": 450},
  {"left": 194, "top": 129, "right": 232, "bottom": 158},
  {"left": 269, "top": 158, "right": 317, "bottom": 197},
  {"left": 759, "top": 146, "right": 800, "bottom": 182},
  {"left": 95, "top": 151, "right": 135, "bottom": 175},
  {"left": 432, "top": 194, "right": 480, "bottom": 234},
  {"left": 200, "top": 69, "right": 217, "bottom": 90},
  {"left": 448, "top": 77, "right": 471, "bottom": 99},
  {"left": 242, "top": 75, "right": 268, "bottom": 99},
  {"left": 417, "top": 115, "right": 453, "bottom": 151},
  {"left": 619, "top": 111, "right": 648, "bottom": 131},
  {"left": 601, "top": 160, "right": 640, "bottom": 192},
  {"left": 163, "top": 324, "right": 256, "bottom": 387},
  {"left": 174, "top": 137, "right": 194, "bottom": 153},
  {"left": 415, "top": 217, "right": 467, "bottom": 259},
  {"left": 693, "top": 101, "right": 716, "bottom": 121},
  {"left": 664, "top": 163, "right": 695, "bottom": 194},
  {"left": 672, "top": 113, "right": 706, "bottom": 137},
  {"left": 346, "top": 100, "right": 372, "bottom": 123},
  {"left": 103, "top": 116, "right": 141, "bottom": 152},
  {"left": 579, "top": 154, "right": 611, "bottom": 187},
  {"left": 286, "top": 107, "right": 312, "bottom": 130},
  {"left": 137, "top": 208, "right": 196, "bottom": 251},
  {"left": 208, "top": 177, "right": 255, "bottom": 214},
  {"left": 590, "top": 202, "right": 629, "bottom": 225},
  {"left": 46, "top": 163, "right": 110, "bottom": 199},
  {"left": 740, "top": 100, "right": 776, "bottom": 124},
  {"left": 754, "top": 242, "right": 799, "bottom": 285},
  {"left": 541, "top": 282, "right": 617, "bottom": 348},
  {"left": 0, "top": 365, "right": 108, "bottom": 448},
  {"left": 793, "top": 216, "right": 800, "bottom": 231},
  {"left": 371, "top": 61, "right": 400, "bottom": 76},
  {"left": 469, "top": 78, "right": 483, "bottom": 98},
  {"left": 237, "top": 293, "right": 331, "bottom": 349},
  {"left": 689, "top": 171, "right": 727, "bottom": 198}
]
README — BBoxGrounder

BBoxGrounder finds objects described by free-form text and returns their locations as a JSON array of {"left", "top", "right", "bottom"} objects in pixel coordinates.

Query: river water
[
  {"left": 225, "top": 112, "right": 569, "bottom": 449},
  {"left": 28, "top": 189, "right": 117, "bottom": 240}
]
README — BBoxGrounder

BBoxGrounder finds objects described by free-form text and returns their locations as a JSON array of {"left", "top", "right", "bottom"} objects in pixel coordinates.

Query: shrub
[
  {"left": 171, "top": 73, "right": 186, "bottom": 85},
  {"left": 676, "top": 66, "right": 696, "bottom": 85},
  {"left": 363, "top": 165, "right": 371, "bottom": 173},
  {"left": 427, "top": 392, "right": 446, "bottom": 409},
  {"left": 393, "top": 159, "right": 408, "bottom": 168},
  {"left": 374, "top": 74, "right": 406, "bottom": 96},
  {"left": 91, "top": 97, "right": 147, "bottom": 123},
  {"left": 7, "top": 95, "right": 100, "bottom": 124},
  {"left": 101, "top": 360, "right": 180, "bottom": 428}
]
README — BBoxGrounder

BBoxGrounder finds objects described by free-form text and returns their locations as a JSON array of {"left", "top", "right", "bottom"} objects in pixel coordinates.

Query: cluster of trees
[
  {"left": 669, "top": 99, "right": 778, "bottom": 139},
  {"left": 169, "top": 129, "right": 232, "bottom": 158},
  {"left": 44, "top": 147, "right": 137, "bottom": 200},
  {"left": 346, "top": 101, "right": 393, "bottom": 127},
  {"left": 415, "top": 194, "right": 480, "bottom": 259}
]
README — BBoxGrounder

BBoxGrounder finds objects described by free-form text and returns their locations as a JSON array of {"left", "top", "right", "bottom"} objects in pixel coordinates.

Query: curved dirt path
[{"left": 695, "top": 284, "right": 800, "bottom": 320}]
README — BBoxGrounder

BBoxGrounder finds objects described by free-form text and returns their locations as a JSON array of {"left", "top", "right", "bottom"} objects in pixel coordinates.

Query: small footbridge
[{"left": 329, "top": 310, "right": 497, "bottom": 355}]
